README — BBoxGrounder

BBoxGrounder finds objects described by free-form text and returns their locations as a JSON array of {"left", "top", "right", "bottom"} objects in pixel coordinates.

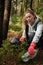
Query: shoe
[{"left": 21, "top": 49, "right": 38, "bottom": 62}]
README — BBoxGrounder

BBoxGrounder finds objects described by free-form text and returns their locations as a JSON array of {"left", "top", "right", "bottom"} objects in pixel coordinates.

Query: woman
[{"left": 20, "top": 8, "right": 43, "bottom": 62}]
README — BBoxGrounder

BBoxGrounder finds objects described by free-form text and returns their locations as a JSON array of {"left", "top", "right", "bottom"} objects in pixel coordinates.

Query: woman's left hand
[
  {"left": 28, "top": 46, "right": 34, "bottom": 55},
  {"left": 28, "top": 42, "right": 37, "bottom": 55}
]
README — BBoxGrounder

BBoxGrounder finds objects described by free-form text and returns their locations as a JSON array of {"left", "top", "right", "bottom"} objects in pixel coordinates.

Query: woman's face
[{"left": 25, "top": 13, "right": 35, "bottom": 25}]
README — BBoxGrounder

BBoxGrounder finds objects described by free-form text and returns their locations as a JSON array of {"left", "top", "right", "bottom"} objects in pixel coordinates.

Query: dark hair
[{"left": 25, "top": 8, "right": 36, "bottom": 17}]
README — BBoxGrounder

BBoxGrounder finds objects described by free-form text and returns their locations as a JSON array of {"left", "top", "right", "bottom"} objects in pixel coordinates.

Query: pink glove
[
  {"left": 19, "top": 37, "right": 25, "bottom": 42},
  {"left": 28, "top": 42, "right": 37, "bottom": 55}
]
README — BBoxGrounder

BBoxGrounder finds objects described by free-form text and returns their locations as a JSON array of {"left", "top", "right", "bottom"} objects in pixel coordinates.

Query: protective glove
[
  {"left": 28, "top": 42, "right": 37, "bottom": 55},
  {"left": 19, "top": 37, "right": 25, "bottom": 42}
]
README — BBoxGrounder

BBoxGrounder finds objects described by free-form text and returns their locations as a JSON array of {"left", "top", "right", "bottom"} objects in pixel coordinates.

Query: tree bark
[
  {"left": 16, "top": 0, "right": 17, "bottom": 14},
  {"left": 30, "top": 0, "right": 33, "bottom": 10},
  {"left": 0, "top": 0, "right": 5, "bottom": 45},
  {"left": 3, "top": 0, "right": 12, "bottom": 40}
]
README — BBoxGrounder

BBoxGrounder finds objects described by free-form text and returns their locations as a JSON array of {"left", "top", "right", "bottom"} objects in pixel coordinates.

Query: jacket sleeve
[
  {"left": 22, "top": 29, "right": 26, "bottom": 38},
  {"left": 32, "top": 23, "right": 43, "bottom": 43}
]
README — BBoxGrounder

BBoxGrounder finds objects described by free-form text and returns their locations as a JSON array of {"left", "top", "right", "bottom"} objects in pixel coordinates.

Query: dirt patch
[{"left": 7, "top": 31, "right": 21, "bottom": 40}]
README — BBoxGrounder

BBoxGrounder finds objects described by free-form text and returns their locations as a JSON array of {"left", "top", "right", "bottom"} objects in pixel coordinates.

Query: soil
[{"left": 3, "top": 31, "right": 42, "bottom": 65}]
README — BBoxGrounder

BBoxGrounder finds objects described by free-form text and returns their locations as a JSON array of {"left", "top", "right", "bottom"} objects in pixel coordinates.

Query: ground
[
  {"left": 18, "top": 50, "right": 43, "bottom": 65},
  {"left": 8, "top": 32, "right": 43, "bottom": 65}
]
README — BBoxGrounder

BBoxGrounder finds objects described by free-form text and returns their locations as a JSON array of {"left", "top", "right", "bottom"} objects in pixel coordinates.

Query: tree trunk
[
  {"left": 16, "top": 0, "right": 17, "bottom": 14},
  {"left": 0, "top": 0, "right": 5, "bottom": 46},
  {"left": 30, "top": 0, "right": 33, "bottom": 10},
  {"left": 20, "top": 0, "right": 24, "bottom": 15},
  {"left": 3, "top": 0, "right": 12, "bottom": 40},
  {"left": 25, "top": 0, "right": 28, "bottom": 10}
]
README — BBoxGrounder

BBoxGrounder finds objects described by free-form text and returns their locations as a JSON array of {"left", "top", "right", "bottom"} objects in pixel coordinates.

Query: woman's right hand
[{"left": 19, "top": 37, "right": 25, "bottom": 42}]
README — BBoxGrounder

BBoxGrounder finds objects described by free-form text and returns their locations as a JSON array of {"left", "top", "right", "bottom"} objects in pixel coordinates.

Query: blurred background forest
[
  {"left": 9, "top": 0, "right": 43, "bottom": 32},
  {"left": 0, "top": 0, "right": 43, "bottom": 65}
]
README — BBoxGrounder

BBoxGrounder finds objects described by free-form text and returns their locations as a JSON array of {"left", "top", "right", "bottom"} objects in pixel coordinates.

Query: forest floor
[
  {"left": 8, "top": 32, "right": 43, "bottom": 65},
  {"left": 18, "top": 51, "right": 43, "bottom": 65}
]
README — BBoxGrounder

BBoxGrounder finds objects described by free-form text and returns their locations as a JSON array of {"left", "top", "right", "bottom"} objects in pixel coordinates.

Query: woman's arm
[
  {"left": 22, "top": 29, "right": 26, "bottom": 38},
  {"left": 19, "top": 29, "right": 26, "bottom": 42},
  {"left": 32, "top": 23, "right": 43, "bottom": 43},
  {"left": 28, "top": 23, "right": 43, "bottom": 55}
]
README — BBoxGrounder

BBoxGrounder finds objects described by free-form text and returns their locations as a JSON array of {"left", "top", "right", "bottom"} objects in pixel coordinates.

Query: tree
[
  {"left": 25, "top": 0, "right": 29, "bottom": 10},
  {"left": 0, "top": 0, "right": 5, "bottom": 46},
  {"left": 15, "top": 0, "right": 18, "bottom": 14},
  {"left": 30, "top": 0, "right": 33, "bottom": 10},
  {"left": 3, "top": 0, "right": 12, "bottom": 40}
]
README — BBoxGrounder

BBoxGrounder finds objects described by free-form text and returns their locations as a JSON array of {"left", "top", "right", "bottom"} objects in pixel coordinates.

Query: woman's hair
[{"left": 22, "top": 8, "right": 36, "bottom": 30}]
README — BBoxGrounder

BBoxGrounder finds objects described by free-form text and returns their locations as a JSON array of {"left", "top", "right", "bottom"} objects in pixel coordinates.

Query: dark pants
[{"left": 10, "top": 33, "right": 43, "bottom": 50}]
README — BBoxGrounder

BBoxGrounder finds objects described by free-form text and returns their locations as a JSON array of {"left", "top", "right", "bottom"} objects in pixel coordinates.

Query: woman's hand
[
  {"left": 19, "top": 37, "right": 25, "bottom": 42},
  {"left": 28, "top": 45, "right": 34, "bottom": 55},
  {"left": 28, "top": 42, "right": 37, "bottom": 55}
]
